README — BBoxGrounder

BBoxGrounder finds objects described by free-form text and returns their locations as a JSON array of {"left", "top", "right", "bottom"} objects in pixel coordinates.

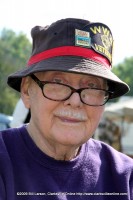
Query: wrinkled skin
[{"left": 21, "top": 71, "right": 105, "bottom": 160}]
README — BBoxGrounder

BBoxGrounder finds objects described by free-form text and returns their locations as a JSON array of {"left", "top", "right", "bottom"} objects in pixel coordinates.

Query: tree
[
  {"left": 0, "top": 29, "right": 31, "bottom": 115},
  {"left": 112, "top": 57, "right": 133, "bottom": 97}
]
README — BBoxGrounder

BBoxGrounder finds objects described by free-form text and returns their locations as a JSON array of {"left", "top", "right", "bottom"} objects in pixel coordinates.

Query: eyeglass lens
[{"left": 43, "top": 83, "right": 109, "bottom": 106}]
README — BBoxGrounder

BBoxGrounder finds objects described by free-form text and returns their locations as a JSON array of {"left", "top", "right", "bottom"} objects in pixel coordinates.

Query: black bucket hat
[{"left": 7, "top": 18, "right": 129, "bottom": 98}]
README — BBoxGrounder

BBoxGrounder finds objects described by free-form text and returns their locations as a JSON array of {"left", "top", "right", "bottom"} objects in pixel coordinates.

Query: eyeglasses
[{"left": 30, "top": 74, "right": 113, "bottom": 106}]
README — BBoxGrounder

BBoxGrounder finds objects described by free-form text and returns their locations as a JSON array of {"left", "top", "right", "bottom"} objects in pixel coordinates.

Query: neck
[{"left": 27, "top": 124, "right": 80, "bottom": 161}]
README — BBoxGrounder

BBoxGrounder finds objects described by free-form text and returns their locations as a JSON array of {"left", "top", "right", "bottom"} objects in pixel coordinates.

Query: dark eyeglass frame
[{"left": 30, "top": 74, "right": 114, "bottom": 106}]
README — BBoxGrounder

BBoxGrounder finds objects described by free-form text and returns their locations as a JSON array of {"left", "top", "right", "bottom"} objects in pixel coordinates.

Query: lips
[{"left": 54, "top": 109, "right": 87, "bottom": 122}]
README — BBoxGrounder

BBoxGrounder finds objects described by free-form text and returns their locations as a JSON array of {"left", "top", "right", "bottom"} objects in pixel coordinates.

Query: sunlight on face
[{"left": 23, "top": 71, "right": 105, "bottom": 148}]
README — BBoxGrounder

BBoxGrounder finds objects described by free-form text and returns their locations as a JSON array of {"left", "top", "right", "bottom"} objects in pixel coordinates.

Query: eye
[
  {"left": 52, "top": 77, "right": 66, "bottom": 84},
  {"left": 53, "top": 78, "right": 61, "bottom": 83},
  {"left": 82, "top": 81, "right": 98, "bottom": 88},
  {"left": 87, "top": 82, "right": 97, "bottom": 88}
]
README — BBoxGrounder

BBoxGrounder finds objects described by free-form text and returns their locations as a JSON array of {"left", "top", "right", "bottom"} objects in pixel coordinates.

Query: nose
[{"left": 64, "top": 92, "right": 83, "bottom": 108}]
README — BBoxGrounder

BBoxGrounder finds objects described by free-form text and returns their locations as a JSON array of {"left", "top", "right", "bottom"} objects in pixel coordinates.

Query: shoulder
[
  {"left": 0, "top": 126, "right": 26, "bottom": 154},
  {"left": 86, "top": 138, "right": 133, "bottom": 171},
  {"left": 0, "top": 126, "right": 28, "bottom": 172},
  {"left": 0, "top": 127, "right": 19, "bottom": 144}
]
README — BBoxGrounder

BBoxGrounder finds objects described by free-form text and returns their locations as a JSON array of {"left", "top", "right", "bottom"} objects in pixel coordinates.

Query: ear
[{"left": 21, "top": 77, "right": 31, "bottom": 109}]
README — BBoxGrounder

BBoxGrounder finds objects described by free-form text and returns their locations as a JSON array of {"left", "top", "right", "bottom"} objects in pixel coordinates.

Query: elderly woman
[{"left": 0, "top": 18, "right": 133, "bottom": 199}]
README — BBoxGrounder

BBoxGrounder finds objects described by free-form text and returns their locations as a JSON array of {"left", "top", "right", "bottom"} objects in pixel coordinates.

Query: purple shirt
[{"left": 0, "top": 125, "right": 133, "bottom": 200}]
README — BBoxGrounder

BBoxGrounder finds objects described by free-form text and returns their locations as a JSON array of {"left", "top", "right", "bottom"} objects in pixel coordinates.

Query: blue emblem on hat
[{"left": 75, "top": 29, "right": 91, "bottom": 48}]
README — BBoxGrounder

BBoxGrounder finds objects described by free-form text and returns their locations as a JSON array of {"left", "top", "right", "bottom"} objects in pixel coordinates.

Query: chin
[
  {"left": 53, "top": 134, "right": 87, "bottom": 147},
  {"left": 51, "top": 126, "right": 90, "bottom": 146}
]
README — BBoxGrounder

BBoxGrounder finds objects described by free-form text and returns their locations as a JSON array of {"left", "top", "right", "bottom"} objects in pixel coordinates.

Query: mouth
[
  {"left": 54, "top": 110, "right": 87, "bottom": 124},
  {"left": 57, "top": 116, "right": 83, "bottom": 123}
]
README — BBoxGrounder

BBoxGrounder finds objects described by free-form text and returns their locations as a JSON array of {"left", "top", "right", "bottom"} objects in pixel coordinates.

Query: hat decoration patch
[
  {"left": 75, "top": 29, "right": 91, "bottom": 48},
  {"left": 75, "top": 23, "right": 113, "bottom": 64}
]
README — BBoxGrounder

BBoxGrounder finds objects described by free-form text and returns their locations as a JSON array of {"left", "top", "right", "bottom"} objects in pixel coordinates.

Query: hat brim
[{"left": 7, "top": 56, "right": 129, "bottom": 99}]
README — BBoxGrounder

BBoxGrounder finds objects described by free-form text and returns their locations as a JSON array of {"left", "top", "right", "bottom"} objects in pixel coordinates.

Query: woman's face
[{"left": 21, "top": 71, "right": 105, "bottom": 148}]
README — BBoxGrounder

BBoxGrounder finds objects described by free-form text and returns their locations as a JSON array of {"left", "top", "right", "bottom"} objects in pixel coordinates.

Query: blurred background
[{"left": 0, "top": 0, "right": 133, "bottom": 157}]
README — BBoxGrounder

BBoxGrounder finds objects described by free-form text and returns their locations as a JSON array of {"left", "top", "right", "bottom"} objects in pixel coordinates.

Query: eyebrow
[{"left": 43, "top": 71, "right": 107, "bottom": 86}]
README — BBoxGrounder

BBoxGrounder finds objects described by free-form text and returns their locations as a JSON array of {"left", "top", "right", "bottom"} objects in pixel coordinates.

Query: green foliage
[
  {"left": 112, "top": 57, "right": 133, "bottom": 97},
  {"left": 0, "top": 28, "right": 31, "bottom": 115}
]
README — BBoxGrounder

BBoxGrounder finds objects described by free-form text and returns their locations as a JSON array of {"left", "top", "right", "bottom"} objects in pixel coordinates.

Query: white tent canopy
[
  {"left": 103, "top": 98, "right": 133, "bottom": 156},
  {"left": 10, "top": 99, "right": 29, "bottom": 128},
  {"left": 104, "top": 98, "right": 133, "bottom": 122}
]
